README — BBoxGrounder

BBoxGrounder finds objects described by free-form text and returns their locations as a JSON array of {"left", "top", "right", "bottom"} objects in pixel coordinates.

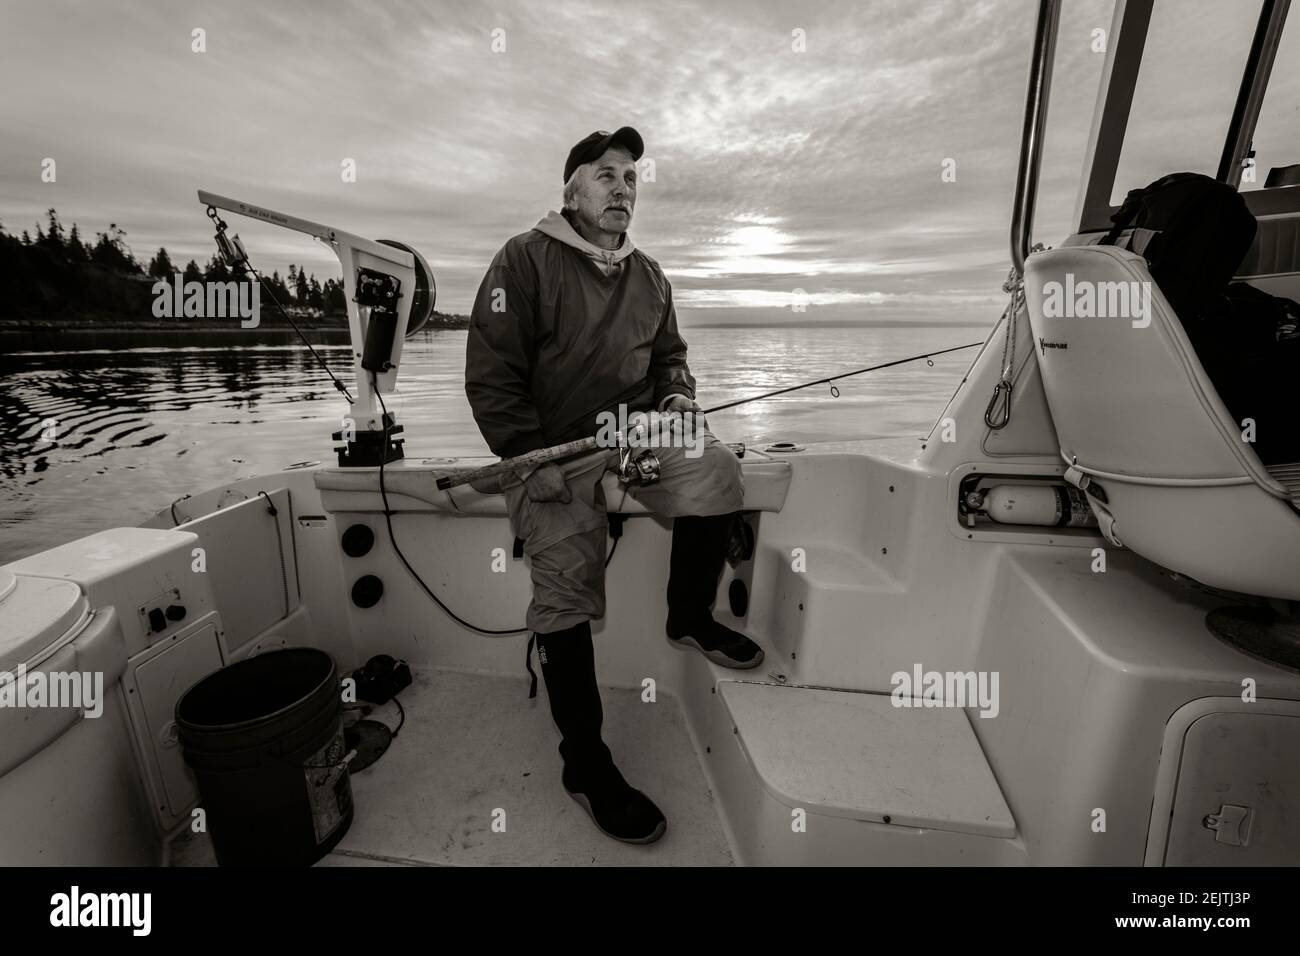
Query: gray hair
[
  {"left": 561, "top": 144, "right": 635, "bottom": 211},
  {"left": 562, "top": 171, "right": 580, "bottom": 211}
]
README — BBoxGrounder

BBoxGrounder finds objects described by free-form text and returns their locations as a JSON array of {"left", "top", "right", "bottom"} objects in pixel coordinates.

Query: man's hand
[
  {"left": 660, "top": 394, "right": 707, "bottom": 436},
  {"left": 521, "top": 462, "right": 572, "bottom": 503}
]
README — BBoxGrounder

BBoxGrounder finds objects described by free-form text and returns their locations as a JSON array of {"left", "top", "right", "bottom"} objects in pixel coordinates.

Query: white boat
[{"left": 3, "top": 0, "right": 1299, "bottom": 867}]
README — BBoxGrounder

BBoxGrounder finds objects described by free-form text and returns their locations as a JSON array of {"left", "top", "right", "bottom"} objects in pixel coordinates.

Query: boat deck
[{"left": 167, "top": 667, "right": 734, "bottom": 866}]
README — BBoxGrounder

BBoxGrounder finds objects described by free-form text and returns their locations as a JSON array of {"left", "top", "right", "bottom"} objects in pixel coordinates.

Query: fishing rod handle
[{"left": 434, "top": 436, "right": 601, "bottom": 490}]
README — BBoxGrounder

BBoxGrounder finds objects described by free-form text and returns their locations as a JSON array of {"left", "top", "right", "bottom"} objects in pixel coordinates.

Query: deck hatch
[{"left": 718, "top": 681, "right": 1016, "bottom": 839}]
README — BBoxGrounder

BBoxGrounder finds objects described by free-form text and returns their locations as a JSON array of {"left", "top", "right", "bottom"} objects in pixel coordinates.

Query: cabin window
[
  {"left": 1109, "top": 0, "right": 1264, "bottom": 205},
  {"left": 1241, "top": 12, "right": 1300, "bottom": 192}
]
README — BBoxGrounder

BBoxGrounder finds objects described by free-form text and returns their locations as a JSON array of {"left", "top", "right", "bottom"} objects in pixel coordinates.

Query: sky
[{"left": 1, "top": 0, "right": 1288, "bottom": 326}]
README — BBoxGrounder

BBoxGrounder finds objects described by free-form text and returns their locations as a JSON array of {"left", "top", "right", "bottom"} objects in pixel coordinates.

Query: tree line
[{"left": 0, "top": 208, "right": 463, "bottom": 326}]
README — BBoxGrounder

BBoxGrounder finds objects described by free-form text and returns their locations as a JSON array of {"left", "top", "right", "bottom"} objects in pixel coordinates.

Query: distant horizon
[{"left": 680, "top": 317, "right": 991, "bottom": 329}]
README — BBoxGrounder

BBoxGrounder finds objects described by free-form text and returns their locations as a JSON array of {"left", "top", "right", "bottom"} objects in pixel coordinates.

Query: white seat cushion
[
  {"left": 1024, "top": 245, "right": 1300, "bottom": 600},
  {"left": 1025, "top": 245, "right": 1285, "bottom": 495}
]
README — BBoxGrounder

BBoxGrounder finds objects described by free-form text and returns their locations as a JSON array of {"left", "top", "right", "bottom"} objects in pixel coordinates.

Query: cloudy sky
[{"left": 1, "top": 0, "right": 1289, "bottom": 325}]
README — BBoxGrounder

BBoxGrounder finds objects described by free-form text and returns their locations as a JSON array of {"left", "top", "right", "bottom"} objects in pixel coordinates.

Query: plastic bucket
[{"left": 175, "top": 648, "right": 354, "bottom": 866}]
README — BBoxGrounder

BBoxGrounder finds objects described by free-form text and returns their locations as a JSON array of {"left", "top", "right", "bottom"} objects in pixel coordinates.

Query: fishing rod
[
  {"left": 434, "top": 340, "right": 983, "bottom": 491},
  {"left": 701, "top": 340, "right": 983, "bottom": 413}
]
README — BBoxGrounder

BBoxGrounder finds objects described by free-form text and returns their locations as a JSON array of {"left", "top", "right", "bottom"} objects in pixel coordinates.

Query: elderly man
[{"left": 465, "top": 127, "right": 764, "bottom": 845}]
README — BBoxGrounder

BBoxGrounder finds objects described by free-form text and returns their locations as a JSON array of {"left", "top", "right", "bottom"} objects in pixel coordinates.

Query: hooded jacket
[{"left": 465, "top": 209, "right": 696, "bottom": 458}]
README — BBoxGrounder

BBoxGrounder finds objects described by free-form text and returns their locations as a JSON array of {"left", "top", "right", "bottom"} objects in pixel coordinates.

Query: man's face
[{"left": 569, "top": 146, "right": 637, "bottom": 236}]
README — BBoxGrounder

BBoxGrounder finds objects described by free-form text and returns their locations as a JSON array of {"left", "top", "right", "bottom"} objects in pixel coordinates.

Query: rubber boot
[
  {"left": 666, "top": 513, "right": 765, "bottom": 669},
  {"left": 535, "top": 621, "right": 666, "bottom": 844}
]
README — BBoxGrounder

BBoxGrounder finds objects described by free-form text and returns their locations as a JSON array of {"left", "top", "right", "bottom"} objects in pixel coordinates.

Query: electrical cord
[
  {"left": 392, "top": 696, "right": 405, "bottom": 737},
  {"left": 373, "top": 371, "right": 527, "bottom": 635}
]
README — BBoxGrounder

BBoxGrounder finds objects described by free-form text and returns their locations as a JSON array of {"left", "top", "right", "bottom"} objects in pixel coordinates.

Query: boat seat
[
  {"left": 1024, "top": 244, "right": 1300, "bottom": 601},
  {"left": 313, "top": 455, "right": 793, "bottom": 517},
  {"left": 1268, "top": 462, "right": 1300, "bottom": 505}
]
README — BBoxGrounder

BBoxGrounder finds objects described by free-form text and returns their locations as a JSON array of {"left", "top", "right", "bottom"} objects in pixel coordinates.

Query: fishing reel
[
  {"left": 614, "top": 411, "right": 662, "bottom": 485},
  {"left": 616, "top": 444, "right": 661, "bottom": 485},
  {"left": 375, "top": 239, "right": 436, "bottom": 338}
]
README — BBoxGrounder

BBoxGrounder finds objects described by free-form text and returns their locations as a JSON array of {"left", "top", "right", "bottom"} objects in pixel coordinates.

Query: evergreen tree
[
  {"left": 295, "top": 265, "right": 309, "bottom": 303},
  {"left": 112, "top": 224, "right": 142, "bottom": 273},
  {"left": 41, "top": 208, "right": 65, "bottom": 253},
  {"left": 182, "top": 259, "right": 203, "bottom": 284},
  {"left": 205, "top": 254, "right": 231, "bottom": 282},
  {"left": 66, "top": 223, "right": 89, "bottom": 263},
  {"left": 90, "top": 223, "right": 141, "bottom": 273},
  {"left": 20, "top": 230, "right": 31, "bottom": 245},
  {"left": 323, "top": 278, "right": 347, "bottom": 314},
  {"left": 308, "top": 275, "right": 324, "bottom": 311},
  {"left": 148, "top": 247, "right": 175, "bottom": 277},
  {"left": 260, "top": 269, "right": 294, "bottom": 315}
]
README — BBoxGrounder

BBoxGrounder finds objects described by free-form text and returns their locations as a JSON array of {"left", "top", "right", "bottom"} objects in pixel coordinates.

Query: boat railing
[{"left": 1010, "top": 0, "right": 1062, "bottom": 277}]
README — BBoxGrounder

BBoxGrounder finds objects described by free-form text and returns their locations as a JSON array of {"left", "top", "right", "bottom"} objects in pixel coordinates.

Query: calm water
[{"left": 0, "top": 325, "right": 986, "bottom": 565}]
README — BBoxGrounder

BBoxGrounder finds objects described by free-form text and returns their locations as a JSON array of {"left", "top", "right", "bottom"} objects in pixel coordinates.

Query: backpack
[
  {"left": 1101, "top": 173, "right": 1300, "bottom": 463},
  {"left": 1100, "top": 172, "right": 1257, "bottom": 329},
  {"left": 1224, "top": 281, "right": 1300, "bottom": 354}
]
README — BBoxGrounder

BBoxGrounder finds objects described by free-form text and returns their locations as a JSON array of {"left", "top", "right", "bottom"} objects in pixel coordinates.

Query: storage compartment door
[{"left": 1166, "top": 712, "right": 1300, "bottom": 865}]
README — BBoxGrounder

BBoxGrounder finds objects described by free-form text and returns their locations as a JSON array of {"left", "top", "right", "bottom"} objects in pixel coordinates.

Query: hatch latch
[{"left": 1203, "top": 804, "right": 1253, "bottom": 847}]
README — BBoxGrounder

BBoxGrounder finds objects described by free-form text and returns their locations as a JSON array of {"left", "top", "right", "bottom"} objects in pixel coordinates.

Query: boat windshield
[
  {"left": 1241, "top": 10, "right": 1300, "bottom": 193},
  {"left": 1110, "top": 1, "right": 1264, "bottom": 204},
  {"left": 1078, "top": 0, "right": 1298, "bottom": 232}
]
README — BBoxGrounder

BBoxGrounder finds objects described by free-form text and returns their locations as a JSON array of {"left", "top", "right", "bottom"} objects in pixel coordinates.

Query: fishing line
[
  {"left": 206, "top": 205, "right": 355, "bottom": 404},
  {"left": 699, "top": 341, "right": 983, "bottom": 416}
]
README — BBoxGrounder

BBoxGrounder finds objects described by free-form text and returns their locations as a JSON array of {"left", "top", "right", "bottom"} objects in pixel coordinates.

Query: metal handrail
[{"left": 1010, "top": 0, "right": 1062, "bottom": 276}]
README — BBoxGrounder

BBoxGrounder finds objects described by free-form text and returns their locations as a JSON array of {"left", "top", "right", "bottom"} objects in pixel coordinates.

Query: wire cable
[{"left": 373, "top": 372, "right": 527, "bottom": 635}]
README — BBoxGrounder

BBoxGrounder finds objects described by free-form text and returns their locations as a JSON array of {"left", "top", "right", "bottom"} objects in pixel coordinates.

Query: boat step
[
  {"left": 718, "top": 681, "right": 1015, "bottom": 838},
  {"left": 751, "top": 541, "right": 903, "bottom": 681},
  {"left": 761, "top": 539, "right": 902, "bottom": 593}
]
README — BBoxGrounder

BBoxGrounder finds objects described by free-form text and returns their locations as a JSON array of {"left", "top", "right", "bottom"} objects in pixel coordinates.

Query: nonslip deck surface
[
  {"left": 169, "top": 668, "right": 733, "bottom": 866},
  {"left": 720, "top": 681, "right": 1015, "bottom": 837}
]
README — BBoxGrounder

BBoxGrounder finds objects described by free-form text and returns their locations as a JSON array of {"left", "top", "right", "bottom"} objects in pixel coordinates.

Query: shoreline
[
  {"left": 0, "top": 319, "right": 468, "bottom": 331},
  {"left": 0, "top": 321, "right": 468, "bottom": 355}
]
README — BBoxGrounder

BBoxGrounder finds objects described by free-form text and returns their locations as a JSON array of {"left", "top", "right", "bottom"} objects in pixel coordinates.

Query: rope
[{"left": 984, "top": 244, "right": 1049, "bottom": 430}]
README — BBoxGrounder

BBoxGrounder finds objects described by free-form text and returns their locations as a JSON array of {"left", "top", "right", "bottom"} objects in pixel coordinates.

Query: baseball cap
[{"left": 563, "top": 127, "right": 644, "bottom": 183}]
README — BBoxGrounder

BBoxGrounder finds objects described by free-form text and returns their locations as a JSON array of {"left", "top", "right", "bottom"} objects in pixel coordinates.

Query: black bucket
[{"left": 175, "top": 648, "right": 354, "bottom": 866}]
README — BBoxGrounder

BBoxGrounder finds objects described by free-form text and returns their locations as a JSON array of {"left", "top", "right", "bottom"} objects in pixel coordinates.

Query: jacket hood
[{"left": 534, "top": 209, "right": 636, "bottom": 264}]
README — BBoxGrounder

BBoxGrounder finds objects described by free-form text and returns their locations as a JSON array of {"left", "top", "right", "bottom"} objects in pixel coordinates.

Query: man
[{"left": 465, "top": 127, "right": 764, "bottom": 845}]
